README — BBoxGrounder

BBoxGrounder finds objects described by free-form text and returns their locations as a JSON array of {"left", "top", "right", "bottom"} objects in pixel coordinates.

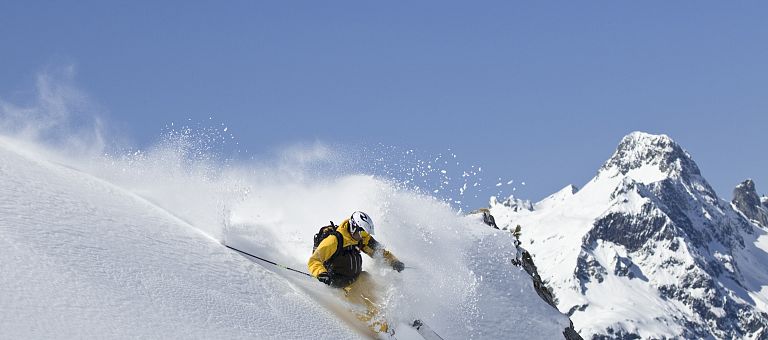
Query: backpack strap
[
  {"left": 331, "top": 231, "right": 343, "bottom": 258},
  {"left": 325, "top": 220, "right": 344, "bottom": 263}
]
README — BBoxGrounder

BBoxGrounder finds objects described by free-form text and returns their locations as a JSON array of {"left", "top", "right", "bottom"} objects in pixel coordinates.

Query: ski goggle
[{"left": 351, "top": 225, "right": 369, "bottom": 238}]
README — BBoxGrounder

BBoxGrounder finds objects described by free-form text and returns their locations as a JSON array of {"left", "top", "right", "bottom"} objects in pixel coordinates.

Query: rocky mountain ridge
[
  {"left": 733, "top": 179, "right": 768, "bottom": 228},
  {"left": 489, "top": 132, "right": 768, "bottom": 339}
]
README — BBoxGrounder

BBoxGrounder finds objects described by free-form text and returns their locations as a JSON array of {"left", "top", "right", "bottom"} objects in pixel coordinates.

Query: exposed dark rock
[
  {"left": 567, "top": 304, "right": 589, "bottom": 317},
  {"left": 733, "top": 179, "right": 768, "bottom": 228},
  {"left": 563, "top": 320, "right": 583, "bottom": 340},
  {"left": 520, "top": 250, "right": 558, "bottom": 307},
  {"left": 483, "top": 210, "right": 498, "bottom": 229},
  {"left": 612, "top": 255, "right": 647, "bottom": 281},
  {"left": 592, "top": 328, "right": 641, "bottom": 340},
  {"left": 587, "top": 209, "right": 669, "bottom": 253},
  {"left": 468, "top": 208, "right": 499, "bottom": 229},
  {"left": 518, "top": 249, "right": 583, "bottom": 340},
  {"left": 575, "top": 250, "right": 607, "bottom": 293}
]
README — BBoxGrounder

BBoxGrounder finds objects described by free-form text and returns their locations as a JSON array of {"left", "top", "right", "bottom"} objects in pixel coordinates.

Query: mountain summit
[
  {"left": 490, "top": 132, "right": 768, "bottom": 339},
  {"left": 599, "top": 131, "right": 702, "bottom": 182}
]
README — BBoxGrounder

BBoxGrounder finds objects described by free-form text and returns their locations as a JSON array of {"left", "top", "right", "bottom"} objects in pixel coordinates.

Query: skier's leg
[{"left": 344, "top": 272, "right": 388, "bottom": 334}]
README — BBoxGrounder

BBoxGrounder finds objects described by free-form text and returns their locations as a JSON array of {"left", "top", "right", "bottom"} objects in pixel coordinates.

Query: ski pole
[{"left": 225, "top": 245, "right": 312, "bottom": 277}]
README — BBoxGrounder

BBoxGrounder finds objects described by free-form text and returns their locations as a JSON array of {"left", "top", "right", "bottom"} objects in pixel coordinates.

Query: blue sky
[{"left": 1, "top": 1, "right": 767, "bottom": 208}]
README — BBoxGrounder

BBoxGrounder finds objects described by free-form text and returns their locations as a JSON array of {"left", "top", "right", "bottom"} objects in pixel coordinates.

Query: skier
[{"left": 308, "top": 211, "right": 405, "bottom": 334}]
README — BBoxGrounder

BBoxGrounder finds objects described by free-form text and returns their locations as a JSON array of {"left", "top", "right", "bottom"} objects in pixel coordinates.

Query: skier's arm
[
  {"left": 362, "top": 236, "right": 404, "bottom": 272},
  {"left": 360, "top": 235, "right": 380, "bottom": 257},
  {"left": 307, "top": 236, "right": 338, "bottom": 278}
]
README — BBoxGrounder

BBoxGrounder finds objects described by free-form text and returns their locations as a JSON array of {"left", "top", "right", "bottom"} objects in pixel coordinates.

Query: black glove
[
  {"left": 392, "top": 260, "right": 405, "bottom": 272},
  {"left": 317, "top": 272, "right": 332, "bottom": 285}
]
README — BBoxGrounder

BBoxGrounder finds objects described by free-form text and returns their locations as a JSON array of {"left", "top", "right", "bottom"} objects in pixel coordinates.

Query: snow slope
[
  {"left": 0, "top": 137, "right": 360, "bottom": 339},
  {"left": 0, "top": 135, "right": 571, "bottom": 339}
]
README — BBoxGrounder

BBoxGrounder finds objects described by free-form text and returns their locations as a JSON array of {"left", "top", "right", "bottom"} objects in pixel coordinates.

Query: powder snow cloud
[{"left": 0, "top": 65, "right": 107, "bottom": 156}]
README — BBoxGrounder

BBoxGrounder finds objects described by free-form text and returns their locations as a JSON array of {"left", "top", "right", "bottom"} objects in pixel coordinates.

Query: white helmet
[{"left": 350, "top": 211, "right": 375, "bottom": 235}]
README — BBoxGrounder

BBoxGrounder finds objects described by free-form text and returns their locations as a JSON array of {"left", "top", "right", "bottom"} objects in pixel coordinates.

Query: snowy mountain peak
[
  {"left": 491, "top": 132, "right": 768, "bottom": 339},
  {"left": 534, "top": 184, "right": 578, "bottom": 210},
  {"left": 599, "top": 132, "right": 701, "bottom": 182},
  {"left": 733, "top": 179, "right": 768, "bottom": 228},
  {"left": 735, "top": 179, "right": 760, "bottom": 205},
  {"left": 491, "top": 194, "right": 534, "bottom": 212}
]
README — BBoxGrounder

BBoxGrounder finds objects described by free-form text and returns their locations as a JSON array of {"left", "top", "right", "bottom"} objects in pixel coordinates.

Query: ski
[{"left": 411, "top": 319, "right": 444, "bottom": 340}]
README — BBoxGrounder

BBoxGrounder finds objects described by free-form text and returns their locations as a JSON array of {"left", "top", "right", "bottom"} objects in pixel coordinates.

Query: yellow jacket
[{"left": 307, "top": 219, "right": 400, "bottom": 278}]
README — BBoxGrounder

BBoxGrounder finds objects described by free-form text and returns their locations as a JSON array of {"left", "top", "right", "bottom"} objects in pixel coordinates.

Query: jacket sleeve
[
  {"left": 361, "top": 236, "right": 400, "bottom": 266},
  {"left": 308, "top": 235, "right": 338, "bottom": 278}
]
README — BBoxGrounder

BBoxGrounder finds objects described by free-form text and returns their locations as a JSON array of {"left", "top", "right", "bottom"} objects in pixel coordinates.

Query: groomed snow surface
[{"left": 0, "top": 136, "right": 570, "bottom": 339}]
